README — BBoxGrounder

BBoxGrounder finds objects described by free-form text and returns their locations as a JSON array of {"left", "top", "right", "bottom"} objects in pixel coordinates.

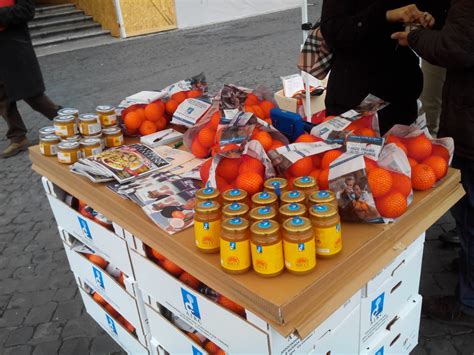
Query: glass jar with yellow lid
[
  {"left": 57, "top": 141, "right": 82, "bottom": 165},
  {"left": 220, "top": 217, "right": 251, "bottom": 274},
  {"left": 81, "top": 138, "right": 103, "bottom": 157},
  {"left": 96, "top": 105, "right": 117, "bottom": 127},
  {"left": 38, "top": 126, "right": 56, "bottom": 139},
  {"left": 103, "top": 127, "right": 124, "bottom": 148},
  {"left": 308, "top": 190, "right": 338, "bottom": 210},
  {"left": 281, "top": 190, "right": 306, "bottom": 205},
  {"left": 251, "top": 191, "right": 278, "bottom": 210},
  {"left": 39, "top": 135, "right": 60, "bottom": 156},
  {"left": 194, "top": 200, "right": 221, "bottom": 254},
  {"left": 79, "top": 113, "right": 101, "bottom": 136},
  {"left": 53, "top": 115, "right": 78, "bottom": 138},
  {"left": 249, "top": 206, "right": 277, "bottom": 222},
  {"left": 58, "top": 108, "right": 79, "bottom": 118},
  {"left": 282, "top": 216, "right": 316, "bottom": 275},
  {"left": 222, "top": 202, "right": 249, "bottom": 220},
  {"left": 264, "top": 177, "right": 288, "bottom": 197},
  {"left": 279, "top": 203, "right": 307, "bottom": 223},
  {"left": 222, "top": 188, "right": 248, "bottom": 206},
  {"left": 196, "top": 187, "right": 220, "bottom": 204},
  {"left": 294, "top": 176, "right": 318, "bottom": 198},
  {"left": 309, "top": 204, "right": 342, "bottom": 257},
  {"left": 250, "top": 219, "right": 284, "bottom": 277}
]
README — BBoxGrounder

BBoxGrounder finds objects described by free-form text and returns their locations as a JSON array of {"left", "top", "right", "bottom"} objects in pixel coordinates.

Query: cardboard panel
[{"left": 73, "top": 0, "right": 120, "bottom": 37}]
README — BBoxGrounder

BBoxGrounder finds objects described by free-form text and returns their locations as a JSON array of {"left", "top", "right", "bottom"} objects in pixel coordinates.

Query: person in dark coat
[
  {"left": 0, "top": 0, "right": 60, "bottom": 158},
  {"left": 392, "top": 0, "right": 474, "bottom": 326},
  {"left": 320, "top": 1, "right": 434, "bottom": 134}
]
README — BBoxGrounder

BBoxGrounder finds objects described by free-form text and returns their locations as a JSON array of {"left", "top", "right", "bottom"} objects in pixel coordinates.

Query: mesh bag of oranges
[
  {"left": 328, "top": 143, "right": 413, "bottom": 223},
  {"left": 384, "top": 115, "right": 454, "bottom": 191},
  {"left": 268, "top": 141, "right": 342, "bottom": 190}
]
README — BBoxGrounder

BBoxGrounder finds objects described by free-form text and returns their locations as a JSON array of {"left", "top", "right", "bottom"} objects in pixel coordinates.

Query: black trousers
[{"left": 0, "top": 82, "right": 59, "bottom": 142}]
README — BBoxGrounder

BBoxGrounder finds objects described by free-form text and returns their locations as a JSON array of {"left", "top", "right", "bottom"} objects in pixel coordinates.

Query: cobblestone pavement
[{"left": 0, "top": 5, "right": 472, "bottom": 355}]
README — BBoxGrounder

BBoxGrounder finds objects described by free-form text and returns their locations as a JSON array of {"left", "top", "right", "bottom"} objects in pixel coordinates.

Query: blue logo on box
[
  {"left": 106, "top": 314, "right": 118, "bottom": 335},
  {"left": 93, "top": 266, "right": 105, "bottom": 290},
  {"left": 371, "top": 292, "right": 385, "bottom": 323},
  {"left": 78, "top": 216, "right": 92, "bottom": 239},
  {"left": 192, "top": 346, "right": 203, "bottom": 355},
  {"left": 181, "top": 288, "right": 201, "bottom": 321},
  {"left": 375, "top": 346, "right": 384, "bottom": 355}
]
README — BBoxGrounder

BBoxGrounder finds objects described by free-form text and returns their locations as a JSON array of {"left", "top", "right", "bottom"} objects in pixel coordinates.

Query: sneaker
[
  {"left": 439, "top": 228, "right": 460, "bottom": 245},
  {"left": 423, "top": 295, "right": 474, "bottom": 327},
  {"left": 1, "top": 138, "right": 29, "bottom": 158}
]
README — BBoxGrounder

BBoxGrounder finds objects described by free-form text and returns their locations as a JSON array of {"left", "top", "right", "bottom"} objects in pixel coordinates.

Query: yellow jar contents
[
  {"left": 222, "top": 202, "right": 249, "bottom": 219},
  {"left": 53, "top": 115, "right": 78, "bottom": 138},
  {"left": 264, "top": 178, "right": 288, "bottom": 197},
  {"left": 294, "top": 176, "right": 318, "bottom": 198},
  {"left": 196, "top": 187, "right": 220, "bottom": 203},
  {"left": 249, "top": 206, "right": 277, "bottom": 222},
  {"left": 57, "top": 107, "right": 79, "bottom": 118},
  {"left": 222, "top": 188, "right": 249, "bottom": 206},
  {"left": 57, "top": 141, "right": 82, "bottom": 165},
  {"left": 96, "top": 105, "right": 117, "bottom": 127},
  {"left": 194, "top": 200, "right": 221, "bottom": 253},
  {"left": 79, "top": 113, "right": 102, "bottom": 136},
  {"left": 308, "top": 190, "right": 338, "bottom": 210},
  {"left": 281, "top": 190, "right": 306, "bottom": 205},
  {"left": 220, "top": 217, "right": 251, "bottom": 274},
  {"left": 250, "top": 219, "right": 284, "bottom": 277},
  {"left": 38, "top": 126, "right": 56, "bottom": 139},
  {"left": 309, "top": 204, "right": 342, "bottom": 257},
  {"left": 39, "top": 135, "right": 60, "bottom": 156},
  {"left": 81, "top": 138, "right": 103, "bottom": 157},
  {"left": 251, "top": 191, "right": 278, "bottom": 210},
  {"left": 102, "top": 127, "right": 124, "bottom": 148},
  {"left": 282, "top": 216, "right": 316, "bottom": 275},
  {"left": 279, "top": 203, "right": 307, "bottom": 223}
]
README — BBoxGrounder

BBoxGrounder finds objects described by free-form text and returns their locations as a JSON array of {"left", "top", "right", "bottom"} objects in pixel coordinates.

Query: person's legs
[
  {"left": 0, "top": 82, "right": 28, "bottom": 143},
  {"left": 420, "top": 60, "right": 446, "bottom": 137},
  {"left": 24, "top": 93, "right": 60, "bottom": 120}
]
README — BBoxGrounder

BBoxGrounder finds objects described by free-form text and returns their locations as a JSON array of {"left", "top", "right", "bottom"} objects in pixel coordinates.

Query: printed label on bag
[
  {"left": 195, "top": 220, "right": 221, "bottom": 250},
  {"left": 220, "top": 239, "right": 251, "bottom": 271},
  {"left": 284, "top": 239, "right": 316, "bottom": 272},
  {"left": 251, "top": 241, "right": 284, "bottom": 275}
]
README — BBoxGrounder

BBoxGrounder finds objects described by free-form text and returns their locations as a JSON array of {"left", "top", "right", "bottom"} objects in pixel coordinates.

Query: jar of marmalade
[
  {"left": 249, "top": 206, "right": 277, "bottom": 222},
  {"left": 54, "top": 115, "right": 78, "bottom": 138},
  {"left": 222, "top": 188, "right": 249, "bottom": 206},
  {"left": 196, "top": 187, "right": 220, "bottom": 203},
  {"left": 61, "top": 134, "right": 81, "bottom": 143},
  {"left": 279, "top": 203, "right": 307, "bottom": 223},
  {"left": 39, "top": 135, "right": 60, "bottom": 156},
  {"left": 103, "top": 127, "right": 124, "bottom": 148},
  {"left": 194, "top": 200, "right": 221, "bottom": 253},
  {"left": 220, "top": 217, "right": 251, "bottom": 274},
  {"left": 96, "top": 105, "right": 117, "bottom": 127},
  {"left": 79, "top": 113, "right": 101, "bottom": 136},
  {"left": 309, "top": 204, "right": 342, "bottom": 257},
  {"left": 282, "top": 217, "right": 316, "bottom": 275},
  {"left": 264, "top": 178, "right": 288, "bottom": 197},
  {"left": 81, "top": 138, "right": 103, "bottom": 157},
  {"left": 58, "top": 108, "right": 79, "bottom": 118},
  {"left": 88, "top": 132, "right": 105, "bottom": 149},
  {"left": 294, "top": 176, "right": 318, "bottom": 198},
  {"left": 251, "top": 191, "right": 278, "bottom": 210},
  {"left": 308, "top": 190, "right": 338, "bottom": 210},
  {"left": 38, "top": 126, "right": 56, "bottom": 139},
  {"left": 222, "top": 202, "right": 249, "bottom": 219},
  {"left": 281, "top": 190, "right": 306, "bottom": 205},
  {"left": 57, "top": 141, "right": 82, "bottom": 164},
  {"left": 250, "top": 219, "right": 284, "bottom": 277}
]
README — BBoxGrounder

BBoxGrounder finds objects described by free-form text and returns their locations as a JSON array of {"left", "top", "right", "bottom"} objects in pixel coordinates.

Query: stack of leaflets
[{"left": 70, "top": 144, "right": 170, "bottom": 184}]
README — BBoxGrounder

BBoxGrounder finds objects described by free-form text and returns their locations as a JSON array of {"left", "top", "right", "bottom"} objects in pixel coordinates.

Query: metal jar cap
[
  {"left": 54, "top": 115, "right": 75, "bottom": 123},
  {"left": 264, "top": 177, "right": 288, "bottom": 190},
  {"left": 252, "top": 191, "right": 277, "bottom": 204},
  {"left": 41, "top": 134, "right": 60, "bottom": 142},
  {"left": 102, "top": 127, "right": 122, "bottom": 135},
  {"left": 222, "top": 217, "right": 249, "bottom": 232},
  {"left": 79, "top": 113, "right": 99, "bottom": 122},
  {"left": 58, "top": 108, "right": 78, "bottom": 116},
  {"left": 81, "top": 138, "right": 101, "bottom": 146},
  {"left": 309, "top": 190, "right": 335, "bottom": 204},
  {"left": 223, "top": 188, "right": 247, "bottom": 201},
  {"left": 249, "top": 206, "right": 277, "bottom": 220},
  {"left": 196, "top": 187, "right": 220, "bottom": 200},
  {"left": 281, "top": 190, "right": 306, "bottom": 203},
  {"left": 283, "top": 216, "right": 312, "bottom": 233},
  {"left": 195, "top": 200, "right": 220, "bottom": 213},
  {"left": 96, "top": 105, "right": 115, "bottom": 113},
  {"left": 250, "top": 219, "right": 279, "bottom": 235},
  {"left": 309, "top": 204, "right": 337, "bottom": 218},
  {"left": 58, "top": 141, "right": 80, "bottom": 150},
  {"left": 279, "top": 203, "right": 307, "bottom": 216},
  {"left": 294, "top": 176, "right": 316, "bottom": 188}
]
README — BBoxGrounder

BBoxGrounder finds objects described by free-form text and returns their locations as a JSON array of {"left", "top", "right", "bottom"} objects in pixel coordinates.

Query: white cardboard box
[
  {"left": 362, "top": 295, "right": 422, "bottom": 355},
  {"left": 79, "top": 287, "right": 149, "bottom": 354}
]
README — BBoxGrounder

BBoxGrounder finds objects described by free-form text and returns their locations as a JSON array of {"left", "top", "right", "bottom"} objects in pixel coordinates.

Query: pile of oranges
[
  {"left": 242, "top": 93, "right": 276, "bottom": 125},
  {"left": 200, "top": 155, "right": 266, "bottom": 195},
  {"left": 250, "top": 127, "right": 286, "bottom": 153},
  {"left": 345, "top": 115, "right": 378, "bottom": 137},
  {"left": 82, "top": 253, "right": 126, "bottom": 287},
  {"left": 386, "top": 133, "right": 449, "bottom": 191},
  {"left": 190, "top": 111, "right": 221, "bottom": 158},
  {"left": 91, "top": 291, "right": 136, "bottom": 334}
]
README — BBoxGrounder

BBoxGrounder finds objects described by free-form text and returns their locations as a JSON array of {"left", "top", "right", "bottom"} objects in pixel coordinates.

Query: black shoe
[
  {"left": 423, "top": 296, "right": 474, "bottom": 328},
  {"left": 439, "top": 228, "right": 461, "bottom": 245}
]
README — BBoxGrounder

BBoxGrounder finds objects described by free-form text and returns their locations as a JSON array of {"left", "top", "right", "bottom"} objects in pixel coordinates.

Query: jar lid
[
  {"left": 81, "top": 138, "right": 101, "bottom": 146},
  {"left": 252, "top": 191, "right": 277, "bottom": 204},
  {"left": 61, "top": 135, "right": 81, "bottom": 143},
  {"left": 309, "top": 203, "right": 337, "bottom": 218},
  {"left": 196, "top": 187, "right": 219, "bottom": 200},
  {"left": 96, "top": 105, "right": 115, "bottom": 113},
  {"left": 222, "top": 217, "right": 249, "bottom": 232},
  {"left": 281, "top": 190, "right": 305, "bottom": 203},
  {"left": 223, "top": 188, "right": 247, "bottom": 200},
  {"left": 54, "top": 115, "right": 75, "bottom": 123},
  {"left": 41, "top": 134, "right": 60, "bottom": 142},
  {"left": 251, "top": 219, "right": 279, "bottom": 235},
  {"left": 58, "top": 141, "right": 80, "bottom": 150},
  {"left": 223, "top": 202, "right": 249, "bottom": 215},
  {"left": 249, "top": 206, "right": 276, "bottom": 220},
  {"left": 195, "top": 200, "right": 220, "bottom": 212},
  {"left": 279, "top": 203, "right": 307, "bottom": 216},
  {"left": 294, "top": 176, "right": 316, "bottom": 188},
  {"left": 79, "top": 113, "right": 99, "bottom": 122},
  {"left": 102, "top": 127, "right": 122, "bottom": 135},
  {"left": 39, "top": 126, "right": 56, "bottom": 136},
  {"left": 283, "top": 216, "right": 312, "bottom": 233},
  {"left": 309, "top": 190, "right": 335, "bottom": 203},
  {"left": 57, "top": 108, "right": 79, "bottom": 116},
  {"left": 264, "top": 178, "right": 288, "bottom": 190}
]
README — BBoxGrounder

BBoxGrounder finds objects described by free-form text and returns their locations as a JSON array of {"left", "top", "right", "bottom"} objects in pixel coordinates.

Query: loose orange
[
  {"left": 411, "top": 164, "right": 436, "bottom": 191},
  {"left": 209, "top": 111, "right": 221, "bottom": 129},
  {"left": 254, "top": 131, "right": 273, "bottom": 151},
  {"left": 186, "top": 332, "right": 202, "bottom": 345},
  {"left": 391, "top": 173, "right": 412, "bottom": 197},
  {"left": 260, "top": 100, "right": 274, "bottom": 118},
  {"left": 321, "top": 150, "right": 343, "bottom": 169},
  {"left": 252, "top": 105, "right": 265, "bottom": 119},
  {"left": 179, "top": 272, "right": 201, "bottom": 291},
  {"left": 295, "top": 133, "right": 318, "bottom": 143},
  {"left": 191, "top": 139, "right": 209, "bottom": 158},
  {"left": 124, "top": 111, "right": 143, "bottom": 131},
  {"left": 312, "top": 155, "right": 322, "bottom": 169},
  {"left": 236, "top": 172, "right": 264, "bottom": 195},
  {"left": 408, "top": 157, "right": 418, "bottom": 168},
  {"left": 139, "top": 120, "right": 158, "bottom": 136},
  {"left": 354, "top": 127, "right": 376, "bottom": 137},
  {"left": 161, "top": 259, "right": 183, "bottom": 277},
  {"left": 423, "top": 156, "right": 448, "bottom": 180},
  {"left": 165, "top": 99, "right": 179, "bottom": 116},
  {"left": 239, "top": 155, "right": 265, "bottom": 176},
  {"left": 144, "top": 102, "right": 164, "bottom": 122},
  {"left": 375, "top": 191, "right": 407, "bottom": 218},
  {"left": 288, "top": 157, "right": 313, "bottom": 177},
  {"left": 364, "top": 157, "right": 378, "bottom": 172},
  {"left": 200, "top": 158, "right": 212, "bottom": 183},
  {"left": 171, "top": 91, "right": 187, "bottom": 104},
  {"left": 318, "top": 169, "right": 329, "bottom": 190},
  {"left": 217, "top": 295, "right": 246, "bottom": 317},
  {"left": 87, "top": 254, "right": 108, "bottom": 269},
  {"left": 406, "top": 134, "right": 433, "bottom": 161},
  {"left": 245, "top": 93, "right": 260, "bottom": 106},
  {"left": 432, "top": 144, "right": 450, "bottom": 162},
  {"left": 92, "top": 292, "right": 107, "bottom": 307},
  {"left": 187, "top": 89, "right": 203, "bottom": 98},
  {"left": 198, "top": 127, "right": 216, "bottom": 148},
  {"left": 269, "top": 140, "right": 284, "bottom": 151},
  {"left": 368, "top": 168, "right": 393, "bottom": 198},
  {"left": 217, "top": 158, "right": 241, "bottom": 182}
]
